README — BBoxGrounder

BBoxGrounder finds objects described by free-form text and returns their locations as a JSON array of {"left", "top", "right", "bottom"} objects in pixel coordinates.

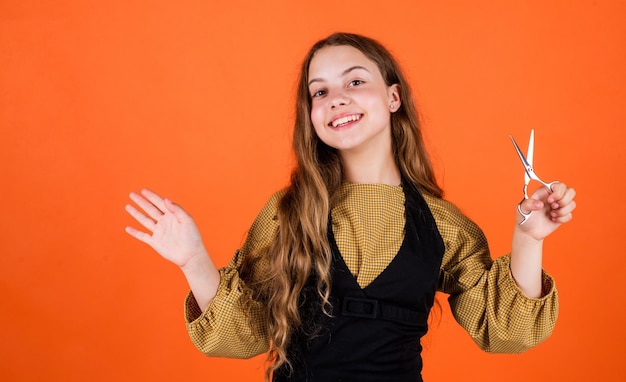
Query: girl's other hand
[
  {"left": 517, "top": 182, "right": 577, "bottom": 240},
  {"left": 125, "top": 189, "right": 208, "bottom": 269}
]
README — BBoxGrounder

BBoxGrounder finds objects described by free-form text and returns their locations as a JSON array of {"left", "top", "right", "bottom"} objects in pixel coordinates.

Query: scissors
[{"left": 509, "top": 129, "right": 558, "bottom": 224}]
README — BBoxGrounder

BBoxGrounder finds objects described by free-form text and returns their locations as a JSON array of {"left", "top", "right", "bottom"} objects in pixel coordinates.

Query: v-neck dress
[{"left": 272, "top": 182, "right": 444, "bottom": 381}]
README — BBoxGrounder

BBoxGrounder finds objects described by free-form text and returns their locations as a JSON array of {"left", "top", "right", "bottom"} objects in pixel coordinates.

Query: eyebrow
[{"left": 308, "top": 65, "right": 370, "bottom": 87}]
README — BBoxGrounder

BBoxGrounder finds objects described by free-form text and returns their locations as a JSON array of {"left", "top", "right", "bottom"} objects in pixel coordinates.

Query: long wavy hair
[{"left": 242, "top": 32, "right": 443, "bottom": 380}]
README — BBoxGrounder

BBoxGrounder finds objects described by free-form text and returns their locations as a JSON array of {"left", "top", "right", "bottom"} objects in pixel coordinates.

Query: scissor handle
[
  {"left": 517, "top": 201, "right": 533, "bottom": 225},
  {"left": 518, "top": 181, "right": 559, "bottom": 225},
  {"left": 523, "top": 180, "right": 557, "bottom": 199},
  {"left": 543, "top": 180, "right": 558, "bottom": 193}
]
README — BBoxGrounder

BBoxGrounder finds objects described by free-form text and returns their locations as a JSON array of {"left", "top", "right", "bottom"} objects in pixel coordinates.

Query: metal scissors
[{"left": 509, "top": 129, "right": 558, "bottom": 224}]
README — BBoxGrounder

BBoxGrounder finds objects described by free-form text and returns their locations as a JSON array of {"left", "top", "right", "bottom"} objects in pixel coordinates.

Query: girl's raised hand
[
  {"left": 125, "top": 189, "right": 207, "bottom": 268},
  {"left": 517, "top": 182, "right": 577, "bottom": 240}
]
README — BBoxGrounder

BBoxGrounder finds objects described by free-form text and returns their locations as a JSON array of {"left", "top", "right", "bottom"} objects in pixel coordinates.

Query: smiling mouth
[{"left": 330, "top": 114, "right": 362, "bottom": 128}]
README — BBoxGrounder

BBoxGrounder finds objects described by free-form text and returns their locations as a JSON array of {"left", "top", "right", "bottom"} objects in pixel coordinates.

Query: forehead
[{"left": 308, "top": 45, "right": 380, "bottom": 79}]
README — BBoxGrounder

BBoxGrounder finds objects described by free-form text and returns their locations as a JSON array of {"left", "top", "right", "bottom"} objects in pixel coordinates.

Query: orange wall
[{"left": 1, "top": 1, "right": 624, "bottom": 381}]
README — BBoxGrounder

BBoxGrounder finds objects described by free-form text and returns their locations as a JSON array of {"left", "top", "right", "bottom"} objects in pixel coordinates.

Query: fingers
[
  {"left": 124, "top": 225, "right": 153, "bottom": 245},
  {"left": 521, "top": 181, "right": 576, "bottom": 226},
  {"left": 547, "top": 183, "right": 576, "bottom": 206},
  {"left": 125, "top": 203, "right": 157, "bottom": 231},
  {"left": 125, "top": 188, "right": 188, "bottom": 233},
  {"left": 547, "top": 183, "right": 576, "bottom": 220},
  {"left": 129, "top": 189, "right": 164, "bottom": 221},
  {"left": 551, "top": 201, "right": 575, "bottom": 223},
  {"left": 549, "top": 193, "right": 576, "bottom": 223},
  {"left": 540, "top": 182, "right": 577, "bottom": 223},
  {"left": 141, "top": 189, "right": 168, "bottom": 214},
  {"left": 163, "top": 198, "right": 188, "bottom": 222},
  {"left": 125, "top": 189, "right": 172, "bottom": 240},
  {"left": 164, "top": 197, "right": 180, "bottom": 214}
]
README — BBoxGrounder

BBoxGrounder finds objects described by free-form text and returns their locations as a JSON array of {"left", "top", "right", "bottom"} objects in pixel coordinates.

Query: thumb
[
  {"left": 520, "top": 198, "right": 544, "bottom": 215},
  {"left": 164, "top": 198, "right": 189, "bottom": 220}
]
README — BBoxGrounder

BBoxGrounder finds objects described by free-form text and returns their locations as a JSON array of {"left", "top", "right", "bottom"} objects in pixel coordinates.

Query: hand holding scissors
[{"left": 510, "top": 130, "right": 559, "bottom": 225}]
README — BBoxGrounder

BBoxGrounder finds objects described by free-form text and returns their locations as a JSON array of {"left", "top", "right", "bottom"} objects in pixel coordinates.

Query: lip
[{"left": 328, "top": 113, "right": 363, "bottom": 128}]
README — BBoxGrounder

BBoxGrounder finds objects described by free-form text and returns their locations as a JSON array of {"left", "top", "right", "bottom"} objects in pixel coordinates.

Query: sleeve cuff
[
  {"left": 498, "top": 254, "right": 557, "bottom": 303},
  {"left": 184, "top": 267, "right": 232, "bottom": 324},
  {"left": 184, "top": 291, "right": 203, "bottom": 323}
]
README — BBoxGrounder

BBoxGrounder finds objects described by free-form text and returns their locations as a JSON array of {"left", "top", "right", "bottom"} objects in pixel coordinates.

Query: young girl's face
[{"left": 307, "top": 45, "right": 400, "bottom": 155}]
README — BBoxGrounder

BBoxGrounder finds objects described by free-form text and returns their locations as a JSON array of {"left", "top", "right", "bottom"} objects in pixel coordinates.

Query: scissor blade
[
  {"left": 527, "top": 129, "right": 535, "bottom": 167},
  {"left": 509, "top": 135, "right": 532, "bottom": 171},
  {"left": 525, "top": 129, "right": 534, "bottom": 185}
]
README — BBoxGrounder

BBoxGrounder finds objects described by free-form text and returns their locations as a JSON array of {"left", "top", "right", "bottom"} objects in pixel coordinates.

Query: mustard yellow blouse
[{"left": 184, "top": 184, "right": 558, "bottom": 358}]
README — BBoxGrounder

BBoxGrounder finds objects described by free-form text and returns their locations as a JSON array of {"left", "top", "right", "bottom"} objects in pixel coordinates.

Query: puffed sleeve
[
  {"left": 424, "top": 194, "right": 559, "bottom": 353},
  {"left": 184, "top": 190, "right": 285, "bottom": 358}
]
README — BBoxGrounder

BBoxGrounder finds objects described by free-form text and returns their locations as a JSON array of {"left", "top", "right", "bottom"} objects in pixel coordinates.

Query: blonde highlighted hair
[{"left": 241, "top": 32, "right": 442, "bottom": 380}]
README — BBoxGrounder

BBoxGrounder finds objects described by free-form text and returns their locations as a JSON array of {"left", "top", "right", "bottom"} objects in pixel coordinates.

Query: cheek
[
  {"left": 310, "top": 102, "right": 326, "bottom": 130},
  {"left": 309, "top": 102, "right": 331, "bottom": 144},
  {"left": 361, "top": 89, "right": 389, "bottom": 110},
  {"left": 365, "top": 94, "right": 393, "bottom": 122}
]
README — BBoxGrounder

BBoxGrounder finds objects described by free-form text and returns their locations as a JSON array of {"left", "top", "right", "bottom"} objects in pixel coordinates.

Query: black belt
[{"left": 340, "top": 296, "right": 427, "bottom": 323}]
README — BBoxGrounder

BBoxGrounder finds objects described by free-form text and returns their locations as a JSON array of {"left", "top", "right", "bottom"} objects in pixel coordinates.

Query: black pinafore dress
[{"left": 273, "top": 183, "right": 445, "bottom": 382}]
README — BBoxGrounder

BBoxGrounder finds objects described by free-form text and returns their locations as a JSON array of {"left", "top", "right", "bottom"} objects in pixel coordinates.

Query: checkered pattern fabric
[{"left": 185, "top": 184, "right": 557, "bottom": 358}]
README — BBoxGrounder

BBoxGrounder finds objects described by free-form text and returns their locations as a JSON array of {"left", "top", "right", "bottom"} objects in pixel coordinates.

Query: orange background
[{"left": 1, "top": 1, "right": 625, "bottom": 381}]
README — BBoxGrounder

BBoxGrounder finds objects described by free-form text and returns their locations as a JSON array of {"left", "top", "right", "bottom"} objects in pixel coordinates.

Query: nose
[{"left": 329, "top": 89, "right": 349, "bottom": 108}]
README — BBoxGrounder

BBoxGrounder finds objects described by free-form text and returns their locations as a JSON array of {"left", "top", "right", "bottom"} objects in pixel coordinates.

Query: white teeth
[{"left": 331, "top": 114, "right": 360, "bottom": 127}]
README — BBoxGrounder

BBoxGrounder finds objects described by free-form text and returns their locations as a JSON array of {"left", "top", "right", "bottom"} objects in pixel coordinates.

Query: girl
[{"left": 125, "top": 33, "right": 576, "bottom": 381}]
